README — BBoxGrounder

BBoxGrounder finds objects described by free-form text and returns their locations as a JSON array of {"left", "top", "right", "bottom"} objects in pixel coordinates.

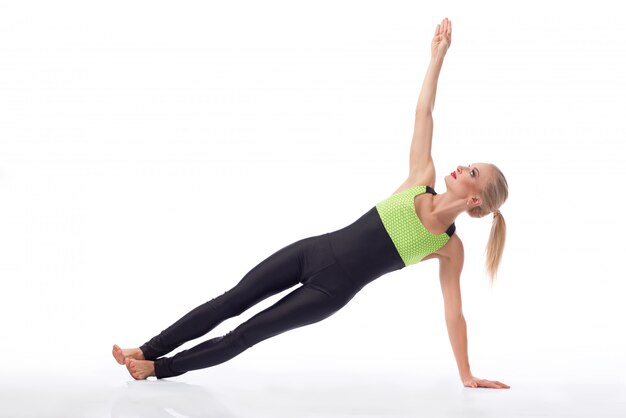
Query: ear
[{"left": 467, "top": 195, "right": 482, "bottom": 208}]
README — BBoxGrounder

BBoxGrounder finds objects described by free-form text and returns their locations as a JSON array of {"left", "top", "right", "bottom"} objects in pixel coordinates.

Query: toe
[{"left": 112, "top": 346, "right": 125, "bottom": 364}]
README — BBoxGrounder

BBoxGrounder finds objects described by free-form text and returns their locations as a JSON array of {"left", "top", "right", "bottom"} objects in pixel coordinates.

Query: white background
[{"left": 1, "top": 0, "right": 625, "bottom": 416}]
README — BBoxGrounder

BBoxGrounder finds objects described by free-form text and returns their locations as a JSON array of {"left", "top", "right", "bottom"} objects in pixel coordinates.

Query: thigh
[
  {"left": 233, "top": 278, "right": 354, "bottom": 348},
  {"left": 218, "top": 235, "right": 322, "bottom": 313}
]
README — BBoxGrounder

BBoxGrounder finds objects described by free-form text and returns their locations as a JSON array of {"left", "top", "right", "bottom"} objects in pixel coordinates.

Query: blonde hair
[{"left": 467, "top": 164, "right": 508, "bottom": 286}]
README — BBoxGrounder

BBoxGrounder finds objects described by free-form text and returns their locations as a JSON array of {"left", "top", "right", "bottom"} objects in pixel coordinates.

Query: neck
[{"left": 431, "top": 191, "right": 467, "bottom": 226}]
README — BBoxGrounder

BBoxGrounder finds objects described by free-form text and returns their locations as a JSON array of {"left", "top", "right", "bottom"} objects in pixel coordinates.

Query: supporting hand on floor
[{"left": 462, "top": 375, "right": 510, "bottom": 389}]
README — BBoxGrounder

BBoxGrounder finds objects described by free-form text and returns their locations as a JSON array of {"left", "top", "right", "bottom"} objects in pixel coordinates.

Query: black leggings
[{"left": 140, "top": 207, "right": 405, "bottom": 379}]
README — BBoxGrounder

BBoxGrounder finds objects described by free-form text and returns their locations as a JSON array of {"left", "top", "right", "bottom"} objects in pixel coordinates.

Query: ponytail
[
  {"left": 485, "top": 210, "right": 506, "bottom": 287},
  {"left": 467, "top": 164, "right": 508, "bottom": 286}
]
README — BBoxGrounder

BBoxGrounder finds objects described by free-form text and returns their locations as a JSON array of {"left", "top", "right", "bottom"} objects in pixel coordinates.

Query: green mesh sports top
[{"left": 375, "top": 185, "right": 456, "bottom": 266}]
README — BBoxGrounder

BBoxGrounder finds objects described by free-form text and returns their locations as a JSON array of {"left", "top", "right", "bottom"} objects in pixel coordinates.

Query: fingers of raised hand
[
  {"left": 444, "top": 18, "right": 451, "bottom": 37},
  {"left": 435, "top": 18, "right": 452, "bottom": 36}
]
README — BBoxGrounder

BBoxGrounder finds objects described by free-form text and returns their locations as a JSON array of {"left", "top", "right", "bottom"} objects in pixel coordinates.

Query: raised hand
[{"left": 431, "top": 17, "right": 452, "bottom": 60}]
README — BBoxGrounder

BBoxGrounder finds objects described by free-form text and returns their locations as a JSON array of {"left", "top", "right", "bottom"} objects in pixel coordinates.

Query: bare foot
[
  {"left": 112, "top": 344, "right": 145, "bottom": 365},
  {"left": 125, "top": 358, "right": 156, "bottom": 380}
]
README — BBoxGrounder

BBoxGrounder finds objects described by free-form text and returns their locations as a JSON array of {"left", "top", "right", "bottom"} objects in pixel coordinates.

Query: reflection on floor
[{"left": 2, "top": 365, "right": 624, "bottom": 418}]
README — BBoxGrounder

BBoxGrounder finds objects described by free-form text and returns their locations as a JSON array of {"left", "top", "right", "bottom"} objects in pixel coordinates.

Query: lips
[{"left": 451, "top": 171, "right": 456, "bottom": 179}]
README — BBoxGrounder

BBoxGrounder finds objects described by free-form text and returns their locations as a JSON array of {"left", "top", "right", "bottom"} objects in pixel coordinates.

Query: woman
[{"left": 113, "top": 18, "right": 510, "bottom": 389}]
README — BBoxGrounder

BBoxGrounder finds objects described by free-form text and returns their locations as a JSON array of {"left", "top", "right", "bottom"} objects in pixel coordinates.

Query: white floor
[{"left": 2, "top": 365, "right": 625, "bottom": 418}]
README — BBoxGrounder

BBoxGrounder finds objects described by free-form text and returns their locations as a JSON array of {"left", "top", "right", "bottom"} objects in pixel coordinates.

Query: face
[{"left": 444, "top": 162, "right": 493, "bottom": 207}]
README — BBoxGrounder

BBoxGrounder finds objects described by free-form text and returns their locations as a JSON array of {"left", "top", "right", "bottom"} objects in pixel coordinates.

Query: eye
[{"left": 468, "top": 164, "right": 475, "bottom": 177}]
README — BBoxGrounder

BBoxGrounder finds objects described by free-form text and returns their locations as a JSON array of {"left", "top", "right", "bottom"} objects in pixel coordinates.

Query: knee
[
  {"left": 223, "top": 329, "right": 255, "bottom": 350},
  {"left": 207, "top": 292, "right": 249, "bottom": 317}
]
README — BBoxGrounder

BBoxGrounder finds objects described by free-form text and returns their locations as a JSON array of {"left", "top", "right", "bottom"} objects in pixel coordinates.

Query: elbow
[
  {"left": 415, "top": 106, "right": 433, "bottom": 116},
  {"left": 445, "top": 310, "right": 463, "bottom": 323}
]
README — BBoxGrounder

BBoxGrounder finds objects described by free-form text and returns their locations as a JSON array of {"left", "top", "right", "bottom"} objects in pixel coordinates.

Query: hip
[{"left": 325, "top": 206, "right": 405, "bottom": 286}]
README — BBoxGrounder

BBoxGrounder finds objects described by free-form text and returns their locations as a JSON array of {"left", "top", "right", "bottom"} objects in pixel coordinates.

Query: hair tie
[{"left": 493, "top": 209, "right": 501, "bottom": 218}]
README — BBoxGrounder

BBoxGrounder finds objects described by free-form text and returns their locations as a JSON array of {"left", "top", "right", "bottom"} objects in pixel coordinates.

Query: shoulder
[
  {"left": 420, "top": 233, "right": 464, "bottom": 265},
  {"left": 439, "top": 233, "right": 463, "bottom": 260},
  {"left": 409, "top": 159, "right": 436, "bottom": 190},
  {"left": 393, "top": 164, "right": 437, "bottom": 195}
]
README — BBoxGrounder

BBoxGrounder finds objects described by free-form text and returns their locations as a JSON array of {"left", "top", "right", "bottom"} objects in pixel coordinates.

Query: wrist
[
  {"left": 460, "top": 372, "right": 473, "bottom": 381},
  {"left": 430, "top": 54, "right": 445, "bottom": 65}
]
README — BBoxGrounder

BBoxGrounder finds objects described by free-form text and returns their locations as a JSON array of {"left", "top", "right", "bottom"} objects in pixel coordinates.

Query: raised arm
[{"left": 408, "top": 18, "right": 451, "bottom": 178}]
